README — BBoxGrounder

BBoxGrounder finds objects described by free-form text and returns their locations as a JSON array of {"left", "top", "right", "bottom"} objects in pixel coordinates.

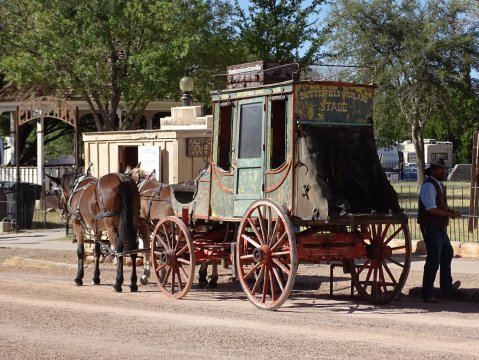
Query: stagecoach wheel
[
  {"left": 236, "top": 199, "right": 297, "bottom": 311},
  {"left": 349, "top": 222, "right": 412, "bottom": 305},
  {"left": 151, "top": 216, "right": 195, "bottom": 299}
]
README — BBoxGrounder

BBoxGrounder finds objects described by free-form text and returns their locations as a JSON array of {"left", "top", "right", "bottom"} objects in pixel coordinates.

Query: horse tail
[{"left": 119, "top": 180, "right": 136, "bottom": 251}]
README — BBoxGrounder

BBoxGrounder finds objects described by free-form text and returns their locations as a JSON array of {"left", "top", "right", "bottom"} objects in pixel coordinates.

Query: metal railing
[{"left": 394, "top": 183, "right": 478, "bottom": 243}]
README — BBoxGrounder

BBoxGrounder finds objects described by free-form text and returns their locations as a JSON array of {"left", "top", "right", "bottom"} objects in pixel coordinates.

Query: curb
[{"left": 412, "top": 239, "right": 479, "bottom": 259}]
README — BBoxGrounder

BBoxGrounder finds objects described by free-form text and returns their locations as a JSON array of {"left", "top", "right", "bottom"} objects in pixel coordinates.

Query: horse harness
[
  {"left": 65, "top": 174, "right": 123, "bottom": 228},
  {"left": 138, "top": 181, "right": 171, "bottom": 223}
]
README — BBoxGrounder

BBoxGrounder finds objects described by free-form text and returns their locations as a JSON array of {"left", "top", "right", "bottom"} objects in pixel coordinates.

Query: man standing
[{"left": 418, "top": 158, "right": 461, "bottom": 303}]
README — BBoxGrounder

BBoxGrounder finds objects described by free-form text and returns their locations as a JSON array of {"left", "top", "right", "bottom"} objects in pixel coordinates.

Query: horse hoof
[
  {"left": 208, "top": 279, "right": 218, "bottom": 288},
  {"left": 139, "top": 276, "right": 148, "bottom": 285},
  {"left": 92, "top": 279, "right": 100, "bottom": 285},
  {"left": 198, "top": 279, "right": 208, "bottom": 288},
  {"left": 74, "top": 278, "right": 83, "bottom": 286},
  {"left": 130, "top": 285, "right": 138, "bottom": 292},
  {"left": 113, "top": 285, "right": 122, "bottom": 292}
]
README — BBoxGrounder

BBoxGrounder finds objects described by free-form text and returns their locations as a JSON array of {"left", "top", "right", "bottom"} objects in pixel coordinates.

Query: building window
[{"left": 431, "top": 152, "right": 448, "bottom": 160}]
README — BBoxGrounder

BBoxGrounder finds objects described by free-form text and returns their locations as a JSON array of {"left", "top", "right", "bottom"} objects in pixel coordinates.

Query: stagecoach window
[
  {"left": 238, "top": 103, "right": 262, "bottom": 159},
  {"left": 270, "top": 99, "right": 286, "bottom": 169},
  {"left": 217, "top": 104, "right": 233, "bottom": 170}
]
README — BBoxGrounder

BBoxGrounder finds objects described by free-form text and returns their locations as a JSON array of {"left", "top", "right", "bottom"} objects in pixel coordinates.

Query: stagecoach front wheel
[
  {"left": 151, "top": 216, "right": 195, "bottom": 299},
  {"left": 349, "top": 222, "right": 411, "bottom": 305},
  {"left": 236, "top": 199, "right": 297, "bottom": 310}
]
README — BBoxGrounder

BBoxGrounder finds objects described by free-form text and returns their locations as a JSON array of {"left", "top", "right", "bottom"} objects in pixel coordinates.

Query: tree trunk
[{"left": 412, "top": 118, "right": 425, "bottom": 184}]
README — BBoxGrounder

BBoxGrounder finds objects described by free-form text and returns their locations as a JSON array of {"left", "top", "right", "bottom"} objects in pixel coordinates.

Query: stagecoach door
[{"left": 233, "top": 99, "right": 265, "bottom": 217}]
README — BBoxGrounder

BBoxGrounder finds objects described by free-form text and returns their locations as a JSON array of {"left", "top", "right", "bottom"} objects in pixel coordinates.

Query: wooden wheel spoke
[
  {"left": 356, "top": 259, "right": 371, "bottom": 275},
  {"left": 171, "top": 268, "right": 176, "bottom": 294},
  {"left": 384, "top": 226, "right": 403, "bottom": 246},
  {"left": 257, "top": 207, "right": 267, "bottom": 246},
  {"left": 161, "top": 224, "right": 170, "bottom": 248},
  {"left": 247, "top": 217, "right": 264, "bottom": 245},
  {"left": 267, "top": 207, "right": 273, "bottom": 245},
  {"left": 155, "top": 234, "right": 169, "bottom": 251},
  {"left": 269, "top": 267, "right": 277, "bottom": 302},
  {"left": 378, "top": 264, "right": 388, "bottom": 294},
  {"left": 178, "top": 263, "right": 189, "bottom": 279},
  {"left": 271, "top": 250, "right": 291, "bottom": 257},
  {"left": 380, "top": 224, "right": 390, "bottom": 240},
  {"left": 162, "top": 267, "right": 172, "bottom": 287},
  {"left": 242, "top": 261, "right": 262, "bottom": 280},
  {"left": 261, "top": 267, "right": 269, "bottom": 303},
  {"left": 251, "top": 266, "right": 265, "bottom": 295},
  {"left": 382, "top": 260, "right": 398, "bottom": 286},
  {"left": 372, "top": 262, "right": 378, "bottom": 295},
  {"left": 272, "top": 266, "right": 285, "bottom": 291},
  {"left": 242, "top": 233, "right": 261, "bottom": 249},
  {"left": 175, "top": 268, "right": 183, "bottom": 292},
  {"left": 362, "top": 263, "right": 373, "bottom": 290},
  {"left": 270, "top": 231, "right": 287, "bottom": 252},
  {"left": 155, "top": 263, "right": 166, "bottom": 272},
  {"left": 240, "top": 254, "right": 255, "bottom": 260},
  {"left": 387, "top": 257, "right": 405, "bottom": 268},
  {"left": 176, "top": 243, "right": 189, "bottom": 257},
  {"left": 390, "top": 245, "right": 406, "bottom": 251},
  {"left": 174, "top": 232, "right": 184, "bottom": 252},
  {"left": 177, "top": 257, "right": 190, "bottom": 265},
  {"left": 272, "top": 258, "right": 291, "bottom": 275},
  {"left": 270, "top": 218, "right": 280, "bottom": 247},
  {"left": 372, "top": 224, "right": 378, "bottom": 240}
]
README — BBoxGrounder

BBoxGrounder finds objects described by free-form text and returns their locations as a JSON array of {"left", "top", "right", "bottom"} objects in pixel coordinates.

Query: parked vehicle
[
  {"left": 377, "top": 146, "right": 400, "bottom": 171},
  {"left": 399, "top": 139, "right": 453, "bottom": 168}
]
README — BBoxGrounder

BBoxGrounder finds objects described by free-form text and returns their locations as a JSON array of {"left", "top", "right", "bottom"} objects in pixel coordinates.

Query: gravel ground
[{"left": 1, "top": 247, "right": 479, "bottom": 359}]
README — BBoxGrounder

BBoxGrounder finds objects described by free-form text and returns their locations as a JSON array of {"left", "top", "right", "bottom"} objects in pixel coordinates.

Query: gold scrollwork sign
[{"left": 187, "top": 137, "right": 210, "bottom": 157}]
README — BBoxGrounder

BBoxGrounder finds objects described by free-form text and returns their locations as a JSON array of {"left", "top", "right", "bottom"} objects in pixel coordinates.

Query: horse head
[
  {"left": 125, "top": 163, "right": 145, "bottom": 184},
  {"left": 45, "top": 173, "right": 75, "bottom": 223}
]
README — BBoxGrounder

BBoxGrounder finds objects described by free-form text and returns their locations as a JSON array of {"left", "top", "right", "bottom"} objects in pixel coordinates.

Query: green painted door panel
[{"left": 233, "top": 100, "right": 265, "bottom": 216}]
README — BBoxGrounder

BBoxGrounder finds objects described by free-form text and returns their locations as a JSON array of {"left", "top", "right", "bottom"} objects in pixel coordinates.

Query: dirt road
[{"left": 1, "top": 248, "right": 478, "bottom": 359}]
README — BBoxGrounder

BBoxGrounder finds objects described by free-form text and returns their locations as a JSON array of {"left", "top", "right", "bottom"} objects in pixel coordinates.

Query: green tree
[
  {"left": 233, "top": 0, "right": 326, "bottom": 64},
  {"left": 0, "top": 0, "right": 237, "bottom": 131},
  {"left": 327, "top": 0, "right": 479, "bottom": 182}
]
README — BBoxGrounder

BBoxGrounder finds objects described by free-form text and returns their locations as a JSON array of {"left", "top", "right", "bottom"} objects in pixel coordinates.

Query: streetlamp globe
[{"left": 179, "top": 72, "right": 194, "bottom": 106}]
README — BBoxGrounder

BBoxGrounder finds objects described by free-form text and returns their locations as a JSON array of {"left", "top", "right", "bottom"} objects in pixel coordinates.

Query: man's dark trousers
[{"left": 421, "top": 225, "right": 454, "bottom": 299}]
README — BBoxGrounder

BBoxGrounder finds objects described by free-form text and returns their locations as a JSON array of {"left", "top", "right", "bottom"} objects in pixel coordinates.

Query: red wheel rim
[
  {"left": 236, "top": 199, "right": 297, "bottom": 310},
  {"left": 151, "top": 216, "right": 195, "bottom": 299},
  {"left": 349, "top": 223, "right": 411, "bottom": 304}
]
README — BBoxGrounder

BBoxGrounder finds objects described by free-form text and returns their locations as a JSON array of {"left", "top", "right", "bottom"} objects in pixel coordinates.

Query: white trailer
[{"left": 399, "top": 139, "right": 453, "bottom": 167}]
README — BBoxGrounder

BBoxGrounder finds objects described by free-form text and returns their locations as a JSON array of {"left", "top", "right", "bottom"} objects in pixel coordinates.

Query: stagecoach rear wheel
[
  {"left": 151, "top": 216, "right": 195, "bottom": 299},
  {"left": 236, "top": 199, "right": 298, "bottom": 310},
  {"left": 349, "top": 222, "right": 411, "bottom": 304}
]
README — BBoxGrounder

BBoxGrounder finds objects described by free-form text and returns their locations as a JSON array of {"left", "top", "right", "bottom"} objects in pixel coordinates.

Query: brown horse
[
  {"left": 126, "top": 166, "right": 174, "bottom": 285},
  {"left": 47, "top": 172, "right": 141, "bottom": 292},
  {"left": 126, "top": 166, "right": 219, "bottom": 287}
]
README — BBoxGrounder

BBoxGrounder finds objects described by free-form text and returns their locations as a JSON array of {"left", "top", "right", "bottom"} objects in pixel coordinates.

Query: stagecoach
[{"left": 150, "top": 61, "right": 411, "bottom": 310}]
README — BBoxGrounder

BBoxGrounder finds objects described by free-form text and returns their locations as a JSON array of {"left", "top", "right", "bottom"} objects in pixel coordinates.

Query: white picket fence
[{"left": 0, "top": 166, "right": 79, "bottom": 190}]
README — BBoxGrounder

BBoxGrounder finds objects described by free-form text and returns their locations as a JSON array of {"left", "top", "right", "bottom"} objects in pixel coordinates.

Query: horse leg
[
  {"left": 110, "top": 229, "right": 124, "bottom": 292},
  {"left": 138, "top": 218, "right": 150, "bottom": 285},
  {"left": 198, "top": 263, "right": 208, "bottom": 288},
  {"left": 74, "top": 223, "right": 84, "bottom": 286},
  {"left": 92, "top": 234, "right": 101, "bottom": 285},
  {"left": 130, "top": 253, "right": 138, "bottom": 292},
  {"left": 209, "top": 262, "right": 219, "bottom": 288}
]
